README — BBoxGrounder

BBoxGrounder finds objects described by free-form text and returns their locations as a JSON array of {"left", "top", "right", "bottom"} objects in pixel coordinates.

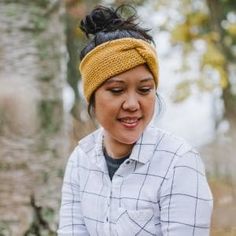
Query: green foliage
[
  {"left": 171, "top": 80, "right": 192, "bottom": 103},
  {"left": 171, "top": 11, "right": 209, "bottom": 44},
  {"left": 171, "top": 23, "right": 193, "bottom": 43},
  {"left": 226, "top": 23, "right": 236, "bottom": 37},
  {"left": 167, "top": 0, "right": 236, "bottom": 108}
]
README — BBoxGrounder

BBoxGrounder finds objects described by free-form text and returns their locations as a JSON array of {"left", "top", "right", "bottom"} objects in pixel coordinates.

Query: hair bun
[{"left": 80, "top": 5, "right": 136, "bottom": 37}]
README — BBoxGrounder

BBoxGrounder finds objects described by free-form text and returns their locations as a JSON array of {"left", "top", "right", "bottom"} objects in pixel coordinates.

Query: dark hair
[
  {"left": 79, "top": 4, "right": 160, "bottom": 116},
  {"left": 80, "top": 5, "right": 154, "bottom": 61}
]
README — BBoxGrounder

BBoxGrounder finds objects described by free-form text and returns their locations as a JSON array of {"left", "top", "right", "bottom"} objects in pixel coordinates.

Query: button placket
[
  {"left": 105, "top": 183, "right": 112, "bottom": 226},
  {"left": 126, "top": 160, "right": 130, "bottom": 165}
]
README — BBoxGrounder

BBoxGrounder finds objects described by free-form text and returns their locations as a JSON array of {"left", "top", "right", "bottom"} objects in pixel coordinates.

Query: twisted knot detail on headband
[{"left": 79, "top": 38, "right": 159, "bottom": 102}]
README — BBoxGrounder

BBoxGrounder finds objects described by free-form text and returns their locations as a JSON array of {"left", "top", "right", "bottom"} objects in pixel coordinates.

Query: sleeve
[
  {"left": 159, "top": 150, "right": 213, "bottom": 236},
  {"left": 57, "top": 147, "right": 89, "bottom": 236}
]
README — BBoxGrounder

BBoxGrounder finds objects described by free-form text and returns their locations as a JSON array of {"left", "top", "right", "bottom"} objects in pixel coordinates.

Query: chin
[{"left": 118, "top": 135, "right": 141, "bottom": 145}]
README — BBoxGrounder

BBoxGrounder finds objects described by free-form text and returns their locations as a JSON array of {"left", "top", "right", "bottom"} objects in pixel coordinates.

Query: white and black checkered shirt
[{"left": 58, "top": 125, "right": 213, "bottom": 235}]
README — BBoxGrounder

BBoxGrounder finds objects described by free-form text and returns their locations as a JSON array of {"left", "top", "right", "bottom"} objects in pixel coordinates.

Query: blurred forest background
[{"left": 0, "top": 0, "right": 235, "bottom": 235}]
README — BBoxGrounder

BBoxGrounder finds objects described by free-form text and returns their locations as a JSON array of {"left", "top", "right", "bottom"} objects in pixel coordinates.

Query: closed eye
[
  {"left": 138, "top": 87, "right": 153, "bottom": 94},
  {"left": 108, "top": 88, "right": 124, "bottom": 94}
]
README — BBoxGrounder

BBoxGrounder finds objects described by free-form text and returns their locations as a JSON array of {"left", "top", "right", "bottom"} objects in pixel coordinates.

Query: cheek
[
  {"left": 144, "top": 96, "right": 155, "bottom": 113},
  {"left": 94, "top": 100, "right": 104, "bottom": 120},
  {"left": 94, "top": 94, "right": 116, "bottom": 120}
]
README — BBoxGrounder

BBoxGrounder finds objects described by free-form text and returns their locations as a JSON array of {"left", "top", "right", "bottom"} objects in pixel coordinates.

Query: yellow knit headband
[{"left": 79, "top": 38, "right": 159, "bottom": 102}]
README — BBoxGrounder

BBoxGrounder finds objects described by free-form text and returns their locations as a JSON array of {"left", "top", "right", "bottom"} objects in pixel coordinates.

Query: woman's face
[{"left": 94, "top": 64, "right": 156, "bottom": 147}]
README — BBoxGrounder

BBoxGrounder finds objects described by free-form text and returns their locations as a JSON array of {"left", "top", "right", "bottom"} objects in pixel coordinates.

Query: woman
[{"left": 58, "top": 5, "right": 213, "bottom": 236}]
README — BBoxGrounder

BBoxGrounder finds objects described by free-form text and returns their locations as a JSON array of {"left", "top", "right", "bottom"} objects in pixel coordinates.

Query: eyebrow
[{"left": 105, "top": 77, "right": 154, "bottom": 84}]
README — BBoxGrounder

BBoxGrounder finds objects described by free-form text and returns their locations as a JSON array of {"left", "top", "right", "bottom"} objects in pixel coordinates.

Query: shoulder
[
  {"left": 145, "top": 126, "right": 205, "bottom": 176},
  {"left": 145, "top": 125, "right": 196, "bottom": 156},
  {"left": 78, "top": 128, "right": 102, "bottom": 153},
  {"left": 67, "top": 128, "right": 102, "bottom": 164}
]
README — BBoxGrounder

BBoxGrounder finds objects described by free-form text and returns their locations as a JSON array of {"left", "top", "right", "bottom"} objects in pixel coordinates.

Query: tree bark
[{"left": 0, "top": 1, "right": 67, "bottom": 235}]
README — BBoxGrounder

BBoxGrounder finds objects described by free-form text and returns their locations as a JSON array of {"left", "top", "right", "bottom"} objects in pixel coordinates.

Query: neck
[{"left": 103, "top": 134, "right": 133, "bottom": 159}]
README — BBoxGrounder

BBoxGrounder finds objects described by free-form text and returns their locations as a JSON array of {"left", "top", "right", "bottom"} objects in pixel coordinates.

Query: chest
[
  {"left": 79, "top": 159, "right": 165, "bottom": 235},
  {"left": 81, "top": 159, "right": 165, "bottom": 208}
]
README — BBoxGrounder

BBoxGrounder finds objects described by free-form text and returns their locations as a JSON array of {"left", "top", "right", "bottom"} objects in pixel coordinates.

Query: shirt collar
[
  {"left": 94, "top": 125, "right": 163, "bottom": 165},
  {"left": 129, "top": 125, "right": 163, "bottom": 164}
]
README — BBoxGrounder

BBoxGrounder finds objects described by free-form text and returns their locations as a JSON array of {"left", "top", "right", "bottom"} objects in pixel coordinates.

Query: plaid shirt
[{"left": 58, "top": 126, "right": 213, "bottom": 236}]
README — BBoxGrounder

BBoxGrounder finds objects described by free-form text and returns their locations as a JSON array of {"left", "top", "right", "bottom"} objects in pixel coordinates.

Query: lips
[{"left": 118, "top": 117, "right": 141, "bottom": 128}]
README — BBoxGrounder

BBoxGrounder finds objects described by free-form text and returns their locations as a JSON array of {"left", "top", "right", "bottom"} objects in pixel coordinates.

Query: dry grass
[{"left": 209, "top": 179, "right": 236, "bottom": 236}]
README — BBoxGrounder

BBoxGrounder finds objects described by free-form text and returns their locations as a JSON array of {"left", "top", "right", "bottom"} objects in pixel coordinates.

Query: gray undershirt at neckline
[{"left": 103, "top": 148, "right": 130, "bottom": 180}]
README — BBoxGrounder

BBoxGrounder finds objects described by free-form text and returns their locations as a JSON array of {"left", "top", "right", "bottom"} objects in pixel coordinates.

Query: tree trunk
[
  {"left": 206, "top": 0, "right": 236, "bottom": 121},
  {"left": 64, "top": 0, "right": 98, "bottom": 144},
  {"left": 0, "top": 1, "right": 67, "bottom": 235}
]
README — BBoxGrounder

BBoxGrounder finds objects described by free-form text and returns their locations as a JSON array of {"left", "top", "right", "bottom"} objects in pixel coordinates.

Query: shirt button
[{"left": 106, "top": 217, "right": 109, "bottom": 222}]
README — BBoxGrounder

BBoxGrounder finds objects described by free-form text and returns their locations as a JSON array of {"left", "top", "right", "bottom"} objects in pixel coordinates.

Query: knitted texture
[{"left": 79, "top": 38, "right": 159, "bottom": 102}]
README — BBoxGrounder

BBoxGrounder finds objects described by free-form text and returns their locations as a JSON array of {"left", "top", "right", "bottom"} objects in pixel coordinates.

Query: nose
[{"left": 122, "top": 93, "right": 140, "bottom": 111}]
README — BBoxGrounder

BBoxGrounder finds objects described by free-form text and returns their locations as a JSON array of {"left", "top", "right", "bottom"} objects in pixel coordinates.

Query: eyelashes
[
  {"left": 109, "top": 88, "right": 123, "bottom": 94},
  {"left": 108, "top": 87, "right": 154, "bottom": 95},
  {"left": 138, "top": 88, "right": 153, "bottom": 94}
]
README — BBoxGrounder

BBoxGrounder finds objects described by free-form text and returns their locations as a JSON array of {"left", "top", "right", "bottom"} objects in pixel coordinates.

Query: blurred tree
[
  {"left": 0, "top": 0, "right": 66, "bottom": 235},
  {"left": 65, "top": 0, "right": 99, "bottom": 117},
  {"left": 164, "top": 0, "right": 236, "bottom": 126},
  {"left": 64, "top": 0, "right": 99, "bottom": 144}
]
